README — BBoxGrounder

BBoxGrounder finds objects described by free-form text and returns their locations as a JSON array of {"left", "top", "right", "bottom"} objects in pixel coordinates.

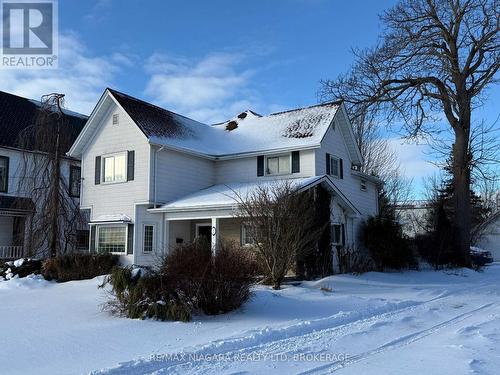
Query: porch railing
[{"left": 0, "top": 246, "right": 24, "bottom": 260}]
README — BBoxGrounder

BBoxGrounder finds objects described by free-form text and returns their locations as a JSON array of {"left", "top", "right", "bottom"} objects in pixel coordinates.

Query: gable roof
[
  {"left": 0, "top": 90, "right": 87, "bottom": 153},
  {"left": 69, "top": 88, "right": 360, "bottom": 161}
]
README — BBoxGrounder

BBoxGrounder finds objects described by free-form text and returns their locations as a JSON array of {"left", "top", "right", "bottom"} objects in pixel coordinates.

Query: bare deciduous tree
[
  {"left": 16, "top": 93, "right": 85, "bottom": 257},
  {"left": 234, "top": 181, "right": 324, "bottom": 289},
  {"left": 320, "top": 0, "right": 499, "bottom": 266}
]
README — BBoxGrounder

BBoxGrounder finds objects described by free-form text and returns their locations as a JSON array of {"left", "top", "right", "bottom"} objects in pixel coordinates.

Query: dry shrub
[
  {"left": 102, "top": 239, "right": 258, "bottom": 321},
  {"left": 163, "top": 239, "right": 259, "bottom": 315},
  {"left": 42, "top": 253, "right": 119, "bottom": 282},
  {"left": 100, "top": 266, "right": 191, "bottom": 322}
]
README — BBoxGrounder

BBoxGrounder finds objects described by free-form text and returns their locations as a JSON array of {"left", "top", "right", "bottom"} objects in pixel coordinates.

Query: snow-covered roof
[
  {"left": 155, "top": 177, "right": 321, "bottom": 211},
  {"left": 70, "top": 88, "right": 343, "bottom": 158},
  {"left": 91, "top": 214, "right": 132, "bottom": 223},
  {"left": 152, "top": 175, "right": 360, "bottom": 216}
]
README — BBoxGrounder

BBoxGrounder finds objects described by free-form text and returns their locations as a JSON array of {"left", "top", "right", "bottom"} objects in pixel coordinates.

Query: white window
[
  {"left": 331, "top": 224, "right": 344, "bottom": 246},
  {"left": 143, "top": 224, "right": 154, "bottom": 253},
  {"left": 112, "top": 113, "right": 119, "bottom": 125},
  {"left": 241, "top": 224, "right": 256, "bottom": 246},
  {"left": 360, "top": 179, "right": 367, "bottom": 191},
  {"left": 98, "top": 225, "right": 127, "bottom": 253},
  {"left": 266, "top": 154, "right": 290, "bottom": 175},
  {"left": 103, "top": 153, "right": 127, "bottom": 183},
  {"left": 330, "top": 156, "right": 340, "bottom": 178}
]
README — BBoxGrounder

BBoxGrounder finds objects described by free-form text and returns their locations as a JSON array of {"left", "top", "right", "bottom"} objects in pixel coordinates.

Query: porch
[{"left": 0, "top": 195, "right": 33, "bottom": 260}]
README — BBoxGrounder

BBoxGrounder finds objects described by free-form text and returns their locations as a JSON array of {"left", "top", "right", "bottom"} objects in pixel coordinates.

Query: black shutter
[
  {"left": 127, "top": 224, "right": 134, "bottom": 255},
  {"left": 257, "top": 155, "right": 264, "bottom": 176},
  {"left": 325, "top": 153, "right": 331, "bottom": 175},
  {"left": 90, "top": 226, "right": 96, "bottom": 252},
  {"left": 291, "top": 151, "right": 300, "bottom": 173},
  {"left": 339, "top": 158, "right": 344, "bottom": 179},
  {"left": 95, "top": 156, "right": 101, "bottom": 185},
  {"left": 127, "top": 151, "right": 135, "bottom": 181}
]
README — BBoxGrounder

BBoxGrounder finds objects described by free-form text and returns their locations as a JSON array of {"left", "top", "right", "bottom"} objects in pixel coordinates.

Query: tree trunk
[
  {"left": 49, "top": 119, "right": 62, "bottom": 258},
  {"left": 452, "top": 123, "right": 471, "bottom": 267}
]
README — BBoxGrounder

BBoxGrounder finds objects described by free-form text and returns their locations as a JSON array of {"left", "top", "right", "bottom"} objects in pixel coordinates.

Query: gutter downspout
[{"left": 153, "top": 145, "right": 165, "bottom": 208}]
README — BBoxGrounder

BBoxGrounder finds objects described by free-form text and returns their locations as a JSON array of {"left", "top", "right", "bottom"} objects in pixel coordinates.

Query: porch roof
[
  {"left": 0, "top": 195, "right": 34, "bottom": 214},
  {"left": 149, "top": 175, "right": 361, "bottom": 216}
]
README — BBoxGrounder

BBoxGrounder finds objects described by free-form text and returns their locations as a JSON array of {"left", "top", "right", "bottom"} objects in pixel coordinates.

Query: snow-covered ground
[{"left": 2, "top": 265, "right": 500, "bottom": 375}]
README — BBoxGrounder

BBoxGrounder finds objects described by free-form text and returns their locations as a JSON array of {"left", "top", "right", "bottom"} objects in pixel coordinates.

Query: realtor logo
[{"left": 1, "top": 0, "right": 58, "bottom": 68}]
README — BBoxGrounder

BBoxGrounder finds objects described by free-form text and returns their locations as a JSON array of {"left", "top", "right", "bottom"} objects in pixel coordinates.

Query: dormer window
[{"left": 266, "top": 154, "right": 290, "bottom": 175}]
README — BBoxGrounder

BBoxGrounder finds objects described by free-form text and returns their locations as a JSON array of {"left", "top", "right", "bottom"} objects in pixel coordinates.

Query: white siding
[
  {"left": 81, "top": 103, "right": 150, "bottom": 220},
  {"left": 315, "top": 112, "right": 378, "bottom": 218},
  {"left": 152, "top": 147, "right": 215, "bottom": 204},
  {"left": 315, "top": 111, "right": 379, "bottom": 248},
  {"left": 134, "top": 204, "right": 165, "bottom": 266},
  {"left": 215, "top": 150, "right": 315, "bottom": 184},
  {"left": 0, "top": 146, "right": 81, "bottom": 255}
]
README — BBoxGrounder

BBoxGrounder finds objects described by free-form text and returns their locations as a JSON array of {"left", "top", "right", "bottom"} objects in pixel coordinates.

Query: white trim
[
  {"left": 195, "top": 223, "right": 212, "bottom": 238},
  {"left": 265, "top": 153, "right": 292, "bottom": 176},
  {"left": 101, "top": 151, "right": 127, "bottom": 184},
  {"left": 142, "top": 222, "right": 156, "bottom": 254},
  {"left": 329, "top": 155, "right": 341, "bottom": 178},
  {"left": 96, "top": 224, "right": 128, "bottom": 255}
]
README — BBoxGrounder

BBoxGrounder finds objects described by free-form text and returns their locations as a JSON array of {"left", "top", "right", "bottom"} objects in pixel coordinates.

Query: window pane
[
  {"left": 98, "top": 226, "right": 126, "bottom": 253},
  {"left": 267, "top": 157, "right": 279, "bottom": 175},
  {"left": 331, "top": 158, "right": 339, "bottom": 177},
  {"left": 104, "top": 157, "right": 114, "bottom": 182},
  {"left": 114, "top": 154, "right": 126, "bottom": 181},
  {"left": 331, "top": 224, "right": 342, "bottom": 245},
  {"left": 242, "top": 224, "right": 255, "bottom": 245},
  {"left": 279, "top": 156, "right": 290, "bottom": 173},
  {"left": 70, "top": 167, "right": 81, "bottom": 197},
  {"left": 143, "top": 225, "right": 154, "bottom": 252}
]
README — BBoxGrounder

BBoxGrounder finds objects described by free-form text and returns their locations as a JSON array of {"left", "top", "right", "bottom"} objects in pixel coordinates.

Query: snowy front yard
[{"left": 2, "top": 265, "right": 500, "bottom": 375}]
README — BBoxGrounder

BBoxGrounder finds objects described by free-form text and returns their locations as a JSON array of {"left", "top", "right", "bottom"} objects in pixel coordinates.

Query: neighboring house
[
  {"left": 68, "top": 88, "right": 381, "bottom": 269},
  {"left": 475, "top": 211, "right": 500, "bottom": 261},
  {"left": 394, "top": 200, "right": 432, "bottom": 238},
  {"left": 0, "top": 91, "right": 88, "bottom": 259}
]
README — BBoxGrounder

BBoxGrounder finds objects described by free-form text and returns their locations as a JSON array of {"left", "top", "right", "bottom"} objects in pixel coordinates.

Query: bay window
[{"left": 98, "top": 225, "right": 127, "bottom": 253}]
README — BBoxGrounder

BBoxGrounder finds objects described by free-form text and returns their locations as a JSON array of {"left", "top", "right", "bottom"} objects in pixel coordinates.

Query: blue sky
[{"left": 1, "top": 0, "right": 498, "bottom": 198}]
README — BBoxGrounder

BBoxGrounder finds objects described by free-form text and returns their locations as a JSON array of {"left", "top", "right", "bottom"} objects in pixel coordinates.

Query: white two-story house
[
  {"left": 0, "top": 91, "right": 88, "bottom": 259},
  {"left": 68, "top": 88, "right": 381, "bottom": 269}
]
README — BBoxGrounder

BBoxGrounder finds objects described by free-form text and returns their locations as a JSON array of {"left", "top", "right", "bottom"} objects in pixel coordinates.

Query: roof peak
[
  {"left": 106, "top": 87, "right": 206, "bottom": 126},
  {"left": 269, "top": 100, "right": 342, "bottom": 117}
]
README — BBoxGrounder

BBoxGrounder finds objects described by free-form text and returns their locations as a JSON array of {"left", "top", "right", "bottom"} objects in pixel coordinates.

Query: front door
[{"left": 196, "top": 224, "right": 211, "bottom": 242}]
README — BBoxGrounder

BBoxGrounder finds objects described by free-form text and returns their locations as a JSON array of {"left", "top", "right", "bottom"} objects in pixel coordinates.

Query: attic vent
[
  {"left": 225, "top": 120, "right": 238, "bottom": 131},
  {"left": 237, "top": 112, "right": 247, "bottom": 119},
  {"left": 112, "top": 113, "right": 119, "bottom": 125}
]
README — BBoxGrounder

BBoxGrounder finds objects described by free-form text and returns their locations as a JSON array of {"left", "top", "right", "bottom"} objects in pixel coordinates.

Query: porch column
[{"left": 211, "top": 217, "right": 220, "bottom": 254}]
